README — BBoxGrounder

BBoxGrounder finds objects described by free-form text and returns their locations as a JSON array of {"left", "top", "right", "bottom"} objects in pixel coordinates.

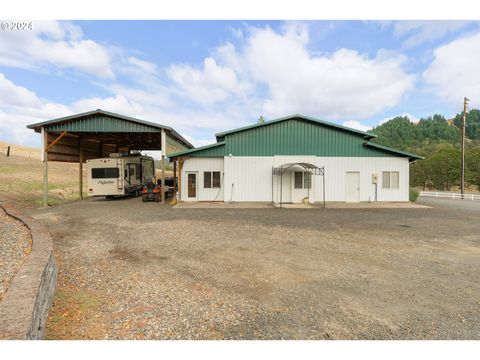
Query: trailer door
[{"left": 125, "top": 163, "right": 137, "bottom": 187}]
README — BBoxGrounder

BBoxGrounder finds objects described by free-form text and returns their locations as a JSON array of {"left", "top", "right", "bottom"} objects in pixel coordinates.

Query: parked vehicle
[
  {"left": 142, "top": 181, "right": 161, "bottom": 202},
  {"left": 87, "top": 153, "right": 155, "bottom": 198}
]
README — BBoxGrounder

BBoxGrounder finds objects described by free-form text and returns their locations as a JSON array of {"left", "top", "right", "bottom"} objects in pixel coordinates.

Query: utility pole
[{"left": 461, "top": 97, "right": 469, "bottom": 199}]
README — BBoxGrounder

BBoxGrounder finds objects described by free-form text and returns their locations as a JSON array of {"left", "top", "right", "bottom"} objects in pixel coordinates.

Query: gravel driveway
[
  {"left": 0, "top": 207, "right": 32, "bottom": 301},
  {"left": 28, "top": 198, "right": 480, "bottom": 340}
]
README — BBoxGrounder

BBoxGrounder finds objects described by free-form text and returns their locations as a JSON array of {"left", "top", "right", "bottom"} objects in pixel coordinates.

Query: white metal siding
[
  {"left": 224, "top": 156, "right": 274, "bottom": 202},
  {"left": 224, "top": 156, "right": 409, "bottom": 203},
  {"left": 181, "top": 158, "right": 224, "bottom": 201},
  {"left": 181, "top": 156, "right": 410, "bottom": 203}
]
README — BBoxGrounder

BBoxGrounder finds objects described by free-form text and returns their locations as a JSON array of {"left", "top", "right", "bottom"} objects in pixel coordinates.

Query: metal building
[
  {"left": 27, "top": 109, "right": 193, "bottom": 206},
  {"left": 170, "top": 114, "right": 423, "bottom": 204}
]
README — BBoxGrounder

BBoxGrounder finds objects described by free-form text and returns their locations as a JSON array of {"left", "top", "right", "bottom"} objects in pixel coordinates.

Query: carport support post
[
  {"left": 41, "top": 127, "right": 48, "bottom": 207},
  {"left": 79, "top": 145, "right": 84, "bottom": 200},
  {"left": 161, "top": 129, "right": 166, "bottom": 204},
  {"left": 173, "top": 160, "right": 177, "bottom": 200}
]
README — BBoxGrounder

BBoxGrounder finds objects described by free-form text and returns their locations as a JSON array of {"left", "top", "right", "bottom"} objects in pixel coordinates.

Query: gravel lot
[
  {"left": 0, "top": 207, "right": 32, "bottom": 301},
  {"left": 28, "top": 198, "right": 480, "bottom": 340}
]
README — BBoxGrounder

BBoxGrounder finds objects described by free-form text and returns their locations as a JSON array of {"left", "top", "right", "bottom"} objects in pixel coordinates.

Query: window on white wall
[
  {"left": 204, "top": 171, "right": 221, "bottom": 188},
  {"left": 304, "top": 172, "right": 311, "bottom": 189},
  {"left": 294, "top": 172, "right": 303, "bottom": 189},
  {"left": 212, "top": 172, "right": 221, "bottom": 188},
  {"left": 204, "top": 172, "right": 212, "bottom": 188},
  {"left": 294, "top": 172, "right": 312, "bottom": 189},
  {"left": 382, "top": 171, "right": 399, "bottom": 189}
]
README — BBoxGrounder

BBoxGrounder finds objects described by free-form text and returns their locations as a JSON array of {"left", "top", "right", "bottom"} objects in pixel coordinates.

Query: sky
[{"left": 1, "top": 20, "right": 480, "bottom": 149}]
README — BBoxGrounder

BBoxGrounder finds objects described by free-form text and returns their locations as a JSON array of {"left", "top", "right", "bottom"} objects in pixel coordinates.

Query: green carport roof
[{"left": 27, "top": 109, "right": 194, "bottom": 149}]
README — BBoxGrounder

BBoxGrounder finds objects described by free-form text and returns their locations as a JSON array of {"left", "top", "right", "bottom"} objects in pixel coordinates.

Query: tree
[
  {"left": 416, "top": 114, "right": 460, "bottom": 145},
  {"left": 371, "top": 116, "right": 416, "bottom": 150},
  {"left": 427, "top": 144, "right": 461, "bottom": 190},
  {"left": 257, "top": 116, "right": 265, "bottom": 124},
  {"left": 466, "top": 146, "right": 480, "bottom": 190},
  {"left": 453, "top": 108, "right": 480, "bottom": 140}
]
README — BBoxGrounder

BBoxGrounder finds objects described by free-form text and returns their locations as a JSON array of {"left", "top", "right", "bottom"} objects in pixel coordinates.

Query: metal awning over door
[{"left": 272, "top": 162, "right": 325, "bottom": 207}]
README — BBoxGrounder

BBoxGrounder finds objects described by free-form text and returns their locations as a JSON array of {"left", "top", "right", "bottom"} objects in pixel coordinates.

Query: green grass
[{"left": 0, "top": 165, "right": 17, "bottom": 173}]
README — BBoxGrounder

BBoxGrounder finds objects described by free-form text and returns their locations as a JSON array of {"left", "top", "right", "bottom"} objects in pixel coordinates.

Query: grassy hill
[{"left": 0, "top": 141, "right": 85, "bottom": 209}]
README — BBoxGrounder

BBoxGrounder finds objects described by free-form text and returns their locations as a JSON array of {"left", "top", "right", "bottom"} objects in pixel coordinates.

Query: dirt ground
[{"left": 24, "top": 197, "right": 480, "bottom": 340}]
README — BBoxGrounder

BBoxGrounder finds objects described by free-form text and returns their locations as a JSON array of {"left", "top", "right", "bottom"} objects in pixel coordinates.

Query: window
[
  {"left": 382, "top": 171, "right": 399, "bottom": 189},
  {"left": 92, "top": 167, "right": 120, "bottom": 179},
  {"left": 294, "top": 172, "right": 303, "bottom": 189},
  {"left": 204, "top": 172, "right": 212, "bottom": 188},
  {"left": 204, "top": 171, "right": 221, "bottom": 188},
  {"left": 304, "top": 172, "right": 311, "bottom": 189},
  {"left": 136, "top": 164, "right": 141, "bottom": 180},
  {"left": 212, "top": 172, "right": 221, "bottom": 188},
  {"left": 294, "top": 171, "right": 312, "bottom": 189}
]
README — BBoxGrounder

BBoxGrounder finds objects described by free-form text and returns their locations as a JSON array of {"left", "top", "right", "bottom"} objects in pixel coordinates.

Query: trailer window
[
  {"left": 92, "top": 167, "right": 120, "bottom": 179},
  {"left": 136, "top": 164, "right": 141, "bottom": 180}
]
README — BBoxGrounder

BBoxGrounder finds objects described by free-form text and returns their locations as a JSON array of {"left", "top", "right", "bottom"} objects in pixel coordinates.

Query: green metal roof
[
  {"left": 170, "top": 116, "right": 422, "bottom": 160},
  {"left": 363, "top": 141, "right": 424, "bottom": 161},
  {"left": 26, "top": 109, "right": 193, "bottom": 149},
  {"left": 169, "top": 141, "right": 226, "bottom": 158},
  {"left": 215, "top": 114, "right": 377, "bottom": 141}
]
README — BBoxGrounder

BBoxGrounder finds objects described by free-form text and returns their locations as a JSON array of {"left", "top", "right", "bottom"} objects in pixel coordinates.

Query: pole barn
[{"left": 27, "top": 109, "right": 193, "bottom": 206}]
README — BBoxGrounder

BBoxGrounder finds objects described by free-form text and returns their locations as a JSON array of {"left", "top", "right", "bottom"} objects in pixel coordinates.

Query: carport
[{"left": 27, "top": 109, "right": 193, "bottom": 206}]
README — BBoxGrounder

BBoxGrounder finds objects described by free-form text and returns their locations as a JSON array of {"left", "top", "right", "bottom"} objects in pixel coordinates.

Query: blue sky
[{"left": 1, "top": 20, "right": 480, "bottom": 148}]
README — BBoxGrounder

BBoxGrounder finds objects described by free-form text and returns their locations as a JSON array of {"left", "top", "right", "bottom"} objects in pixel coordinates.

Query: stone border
[{"left": 0, "top": 205, "right": 57, "bottom": 339}]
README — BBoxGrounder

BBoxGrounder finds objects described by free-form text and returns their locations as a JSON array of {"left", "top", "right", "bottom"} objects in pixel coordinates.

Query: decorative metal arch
[{"left": 272, "top": 163, "right": 325, "bottom": 208}]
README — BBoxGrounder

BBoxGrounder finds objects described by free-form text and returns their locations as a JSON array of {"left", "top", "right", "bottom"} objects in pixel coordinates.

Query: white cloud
[
  {"left": 0, "top": 21, "right": 114, "bottom": 78},
  {"left": 167, "top": 57, "right": 250, "bottom": 105},
  {"left": 342, "top": 120, "right": 371, "bottom": 132},
  {"left": 0, "top": 22, "right": 419, "bottom": 149},
  {"left": 0, "top": 74, "right": 42, "bottom": 108},
  {"left": 71, "top": 94, "right": 144, "bottom": 116},
  {"left": 386, "top": 20, "right": 471, "bottom": 48},
  {"left": 0, "top": 72, "right": 72, "bottom": 145},
  {"left": 126, "top": 56, "right": 158, "bottom": 75},
  {"left": 423, "top": 31, "right": 480, "bottom": 107},
  {"left": 220, "top": 25, "right": 415, "bottom": 120},
  {"left": 181, "top": 134, "right": 216, "bottom": 148}
]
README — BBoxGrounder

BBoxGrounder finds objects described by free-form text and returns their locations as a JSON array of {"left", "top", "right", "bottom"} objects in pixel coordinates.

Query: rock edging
[{"left": 0, "top": 205, "right": 57, "bottom": 339}]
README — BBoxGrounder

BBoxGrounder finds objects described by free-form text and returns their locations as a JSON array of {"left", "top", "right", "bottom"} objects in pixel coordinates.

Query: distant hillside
[
  {"left": 0, "top": 141, "right": 40, "bottom": 159},
  {"left": 370, "top": 109, "right": 480, "bottom": 152},
  {"left": 369, "top": 110, "right": 480, "bottom": 191}
]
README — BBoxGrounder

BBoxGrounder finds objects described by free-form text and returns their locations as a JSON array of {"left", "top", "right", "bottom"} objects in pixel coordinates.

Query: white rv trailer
[{"left": 86, "top": 153, "right": 155, "bottom": 198}]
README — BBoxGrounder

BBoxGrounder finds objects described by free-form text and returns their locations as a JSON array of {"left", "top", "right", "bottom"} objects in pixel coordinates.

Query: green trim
[
  {"left": 215, "top": 114, "right": 377, "bottom": 141},
  {"left": 364, "top": 141, "right": 424, "bottom": 161},
  {"left": 169, "top": 141, "right": 226, "bottom": 158}
]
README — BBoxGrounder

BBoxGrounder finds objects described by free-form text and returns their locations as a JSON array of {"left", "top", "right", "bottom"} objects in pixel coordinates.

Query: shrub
[{"left": 409, "top": 188, "right": 419, "bottom": 202}]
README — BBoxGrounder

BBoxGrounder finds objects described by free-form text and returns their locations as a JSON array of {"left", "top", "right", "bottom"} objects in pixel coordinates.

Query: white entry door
[
  {"left": 186, "top": 172, "right": 197, "bottom": 201},
  {"left": 345, "top": 172, "right": 360, "bottom": 202}
]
